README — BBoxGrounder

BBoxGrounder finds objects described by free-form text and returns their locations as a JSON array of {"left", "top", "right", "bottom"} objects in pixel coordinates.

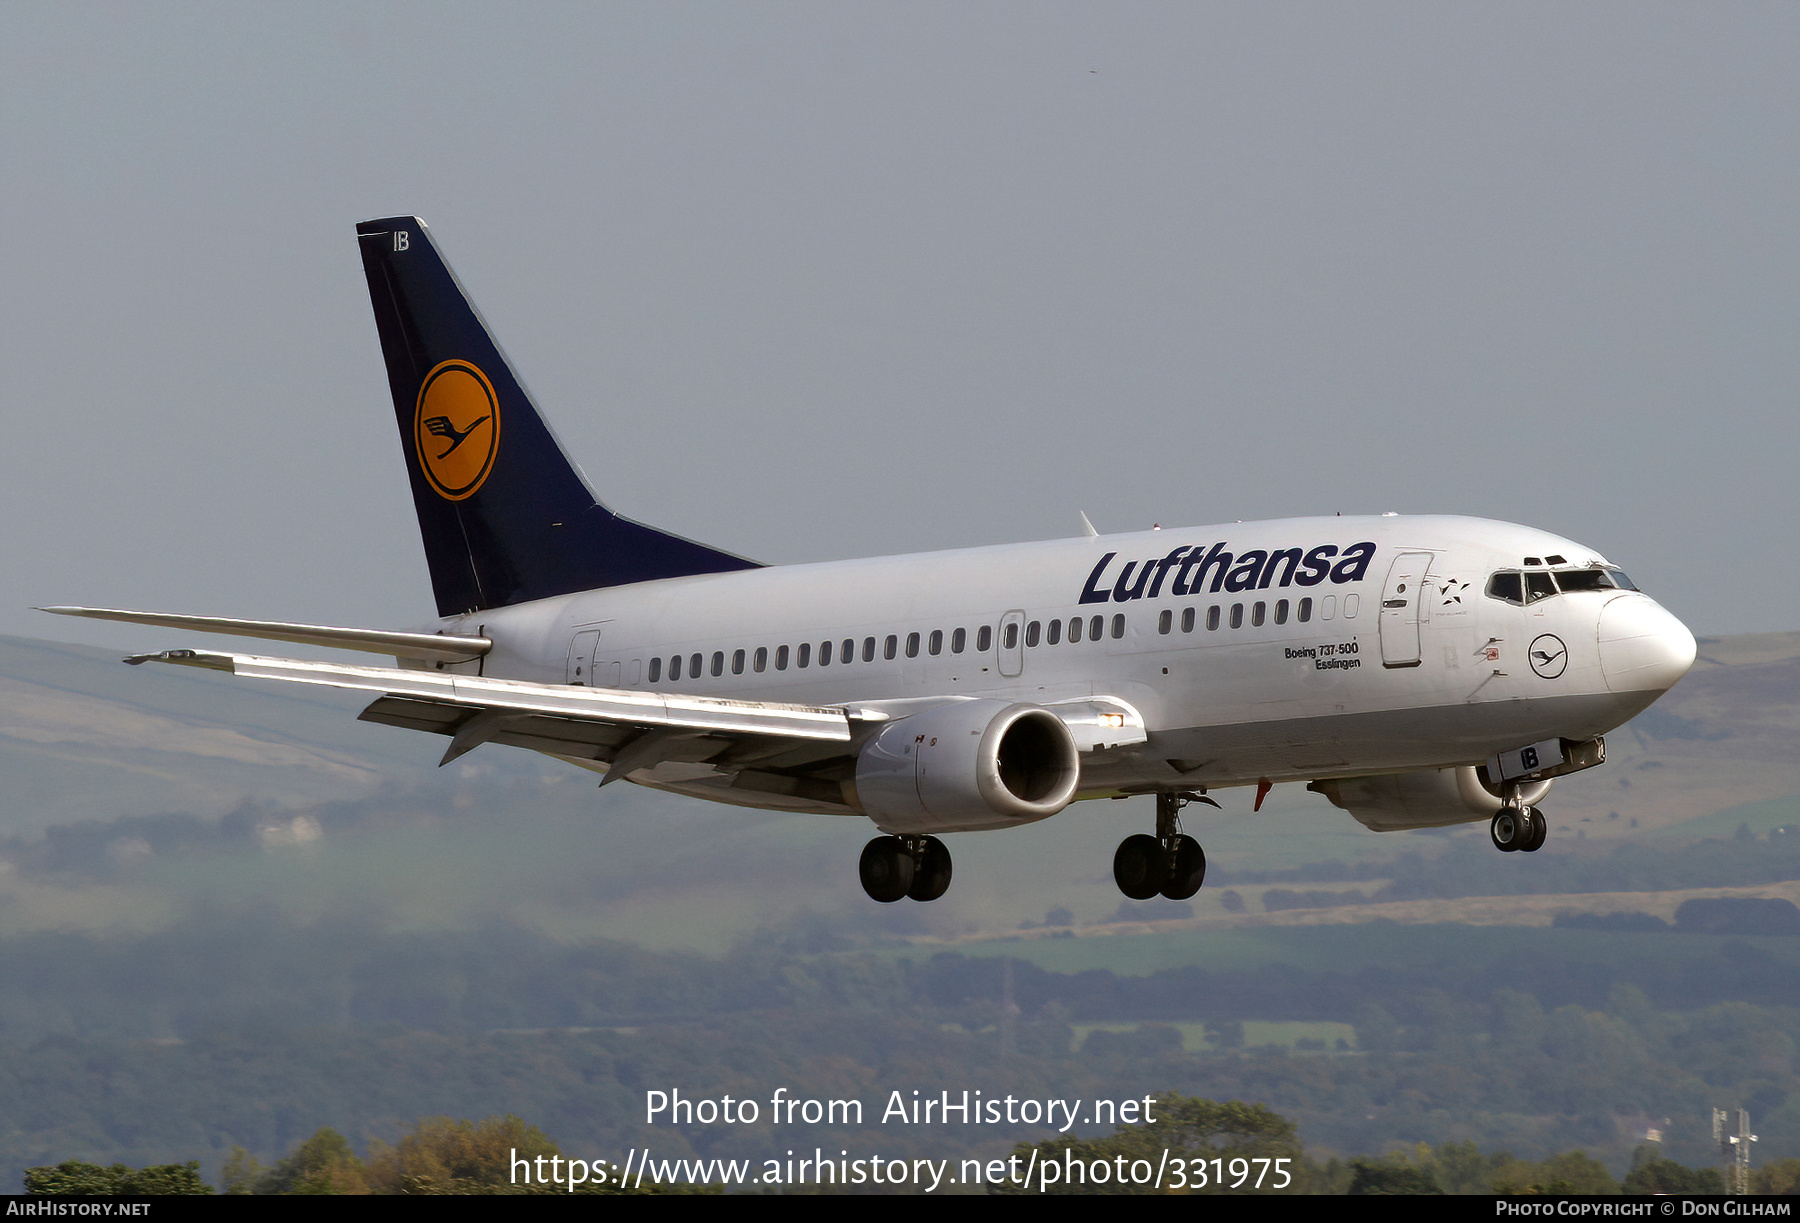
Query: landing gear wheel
[
  {"left": 1161, "top": 835, "right": 1206, "bottom": 901},
  {"left": 1114, "top": 834, "right": 1167, "bottom": 900},
  {"left": 1490, "top": 808, "right": 1525, "bottom": 853},
  {"left": 859, "top": 836, "right": 915, "bottom": 903},
  {"left": 1520, "top": 807, "right": 1548, "bottom": 853},
  {"left": 908, "top": 836, "right": 953, "bottom": 902}
]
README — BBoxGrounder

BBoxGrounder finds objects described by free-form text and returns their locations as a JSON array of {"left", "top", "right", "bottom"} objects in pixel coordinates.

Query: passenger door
[{"left": 1378, "top": 552, "right": 1433, "bottom": 668}]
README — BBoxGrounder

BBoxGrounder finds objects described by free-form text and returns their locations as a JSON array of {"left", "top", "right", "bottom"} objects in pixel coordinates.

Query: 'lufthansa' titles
[{"left": 1078, "top": 541, "right": 1377, "bottom": 604}]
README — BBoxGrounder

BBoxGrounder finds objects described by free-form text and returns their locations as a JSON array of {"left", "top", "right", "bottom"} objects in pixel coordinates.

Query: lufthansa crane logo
[
  {"left": 414, "top": 359, "right": 500, "bottom": 500},
  {"left": 1528, "top": 633, "right": 1568, "bottom": 680}
]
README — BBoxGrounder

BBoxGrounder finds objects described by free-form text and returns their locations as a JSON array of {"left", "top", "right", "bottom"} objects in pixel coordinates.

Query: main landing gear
[
  {"left": 1113, "top": 791, "right": 1209, "bottom": 901},
  {"left": 1490, "top": 805, "right": 1548, "bottom": 853},
  {"left": 859, "top": 834, "right": 953, "bottom": 903}
]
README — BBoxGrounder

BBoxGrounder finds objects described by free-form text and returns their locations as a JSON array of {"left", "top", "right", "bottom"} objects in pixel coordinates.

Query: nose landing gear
[
  {"left": 1114, "top": 791, "right": 1210, "bottom": 901},
  {"left": 1490, "top": 805, "right": 1548, "bottom": 853},
  {"left": 859, "top": 834, "right": 954, "bottom": 902}
]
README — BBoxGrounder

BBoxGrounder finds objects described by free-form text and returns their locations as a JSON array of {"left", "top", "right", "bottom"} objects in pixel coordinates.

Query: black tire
[
  {"left": 908, "top": 836, "right": 953, "bottom": 902},
  {"left": 1490, "top": 808, "right": 1523, "bottom": 853},
  {"left": 1161, "top": 835, "right": 1206, "bottom": 900},
  {"left": 1114, "top": 833, "right": 1166, "bottom": 900},
  {"left": 859, "top": 836, "right": 914, "bottom": 903},
  {"left": 1521, "top": 807, "right": 1548, "bottom": 853}
]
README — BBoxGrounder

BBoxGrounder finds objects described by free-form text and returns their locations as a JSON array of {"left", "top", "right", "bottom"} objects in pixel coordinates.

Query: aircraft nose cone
[{"left": 1597, "top": 596, "right": 1696, "bottom": 694}]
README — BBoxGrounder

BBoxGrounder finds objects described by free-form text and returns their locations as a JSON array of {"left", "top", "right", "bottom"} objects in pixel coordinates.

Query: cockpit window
[
  {"left": 1488, "top": 566, "right": 1643, "bottom": 605},
  {"left": 1554, "top": 569, "right": 1614, "bottom": 593}
]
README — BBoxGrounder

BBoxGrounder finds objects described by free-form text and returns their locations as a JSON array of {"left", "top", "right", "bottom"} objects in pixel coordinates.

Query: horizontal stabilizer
[
  {"left": 123, "top": 649, "right": 853, "bottom": 742},
  {"left": 40, "top": 606, "right": 489, "bottom": 664}
]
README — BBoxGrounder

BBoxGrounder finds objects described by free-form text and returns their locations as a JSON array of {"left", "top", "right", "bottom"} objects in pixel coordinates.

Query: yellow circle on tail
[{"left": 414, "top": 360, "right": 500, "bottom": 500}]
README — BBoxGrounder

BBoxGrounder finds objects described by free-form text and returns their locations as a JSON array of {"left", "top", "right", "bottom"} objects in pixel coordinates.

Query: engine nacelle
[
  {"left": 1309, "top": 766, "right": 1553, "bottom": 832},
  {"left": 852, "top": 699, "right": 1081, "bottom": 834}
]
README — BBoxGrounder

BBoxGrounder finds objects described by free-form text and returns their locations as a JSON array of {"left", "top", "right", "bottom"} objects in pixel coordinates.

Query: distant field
[
  {"left": 902, "top": 920, "right": 1800, "bottom": 980},
  {"left": 1071, "top": 1019, "right": 1357, "bottom": 1053}
]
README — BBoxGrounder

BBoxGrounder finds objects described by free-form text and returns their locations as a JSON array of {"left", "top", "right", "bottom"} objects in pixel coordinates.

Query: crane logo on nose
[
  {"left": 414, "top": 359, "right": 501, "bottom": 501},
  {"left": 1528, "top": 634, "right": 1568, "bottom": 679}
]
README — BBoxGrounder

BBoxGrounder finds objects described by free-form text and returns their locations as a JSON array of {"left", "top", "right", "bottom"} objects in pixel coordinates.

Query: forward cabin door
[{"left": 1378, "top": 552, "right": 1433, "bottom": 668}]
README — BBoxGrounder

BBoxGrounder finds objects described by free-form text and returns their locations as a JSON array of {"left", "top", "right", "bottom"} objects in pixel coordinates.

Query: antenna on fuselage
[{"left": 1078, "top": 511, "right": 1099, "bottom": 538}]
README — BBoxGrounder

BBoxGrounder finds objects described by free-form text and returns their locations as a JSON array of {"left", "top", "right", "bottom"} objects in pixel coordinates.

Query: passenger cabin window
[
  {"left": 1181, "top": 607, "right": 1195, "bottom": 633},
  {"left": 928, "top": 629, "right": 942, "bottom": 655},
  {"left": 1002, "top": 623, "right": 1018, "bottom": 650},
  {"left": 863, "top": 637, "right": 876, "bottom": 662},
  {"left": 670, "top": 654, "right": 683, "bottom": 681},
  {"left": 775, "top": 645, "right": 789, "bottom": 670},
  {"left": 648, "top": 657, "right": 662, "bottom": 682},
  {"left": 843, "top": 638, "right": 856, "bottom": 663},
  {"left": 726, "top": 650, "right": 739, "bottom": 675},
  {"left": 797, "top": 643, "right": 811, "bottom": 668},
  {"left": 905, "top": 632, "right": 920, "bottom": 658},
  {"left": 952, "top": 627, "right": 967, "bottom": 654},
  {"left": 1047, "top": 619, "right": 1061, "bottom": 645},
  {"left": 976, "top": 625, "right": 992, "bottom": 652},
  {"left": 1111, "top": 614, "right": 1124, "bottom": 639},
  {"left": 820, "top": 640, "right": 833, "bottom": 665},
  {"left": 1298, "top": 597, "right": 1313, "bottom": 623},
  {"left": 1206, "top": 605, "right": 1220, "bottom": 631},
  {"left": 1025, "top": 621, "right": 1040, "bottom": 647},
  {"left": 1068, "top": 617, "right": 1082, "bottom": 643},
  {"left": 883, "top": 635, "right": 897, "bottom": 660},
  {"left": 1251, "top": 602, "right": 1266, "bottom": 627},
  {"left": 754, "top": 647, "right": 767, "bottom": 673},
  {"left": 1158, "top": 609, "right": 1172, "bottom": 635},
  {"left": 1229, "top": 604, "right": 1243, "bottom": 629},
  {"left": 1089, "top": 615, "right": 1104, "bottom": 641},
  {"left": 690, "top": 652, "right": 703, "bottom": 679},
  {"left": 1275, "top": 599, "right": 1289, "bottom": 625}
]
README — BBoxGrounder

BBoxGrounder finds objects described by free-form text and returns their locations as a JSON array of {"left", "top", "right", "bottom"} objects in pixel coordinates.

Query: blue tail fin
[{"left": 356, "top": 216, "right": 759, "bottom": 617}]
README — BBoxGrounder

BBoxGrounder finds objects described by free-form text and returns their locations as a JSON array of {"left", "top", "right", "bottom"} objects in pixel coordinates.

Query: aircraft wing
[
  {"left": 124, "top": 649, "right": 856, "bottom": 789},
  {"left": 41, "top": 606, "right": 490, "bottom": 664}
]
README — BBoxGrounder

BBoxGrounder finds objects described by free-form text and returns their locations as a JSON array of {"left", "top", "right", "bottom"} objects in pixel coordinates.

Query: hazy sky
[{"left": 4, "top": 3, "right": 1795, "bottom": 648}]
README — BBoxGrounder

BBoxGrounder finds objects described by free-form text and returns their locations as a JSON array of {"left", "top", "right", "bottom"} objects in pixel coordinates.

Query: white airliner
[{"left": 44, "top": 217, "right": 1697, "bottom": 904}]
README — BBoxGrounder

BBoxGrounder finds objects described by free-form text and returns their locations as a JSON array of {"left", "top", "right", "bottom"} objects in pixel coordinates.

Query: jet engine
[
  {"left": 852, "top": 699, "right": 1082, "bottom": 834},
  {"left": 1308, "top": 766, "right": 1552, "bottom": 832}
]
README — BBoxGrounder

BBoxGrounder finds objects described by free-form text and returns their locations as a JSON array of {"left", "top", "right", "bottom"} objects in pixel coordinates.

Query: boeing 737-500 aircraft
[{"left": 45, "top": 217, "right": 1698, "bottom": 904}]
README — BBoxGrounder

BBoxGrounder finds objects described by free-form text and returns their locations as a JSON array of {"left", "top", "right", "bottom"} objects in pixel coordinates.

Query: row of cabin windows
[
  {"left": 649, "top": 624, "right": 1001, "bottom": 683},
  {"left": 1155, "top": 593, "right": 1358, "bottom": 634},
  {"left": 1014, "top": 613, "right": 1127, "bottom": 650},
  {"left": 642, "top": 595, "right": 1359, "bottom": 684},
  {"left": 645, "top": 614, "right": 1133, "bottom": 685}
]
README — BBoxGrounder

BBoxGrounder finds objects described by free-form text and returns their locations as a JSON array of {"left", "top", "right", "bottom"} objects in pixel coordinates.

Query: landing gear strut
[
  {"left": 1114, "top": 792, "right": 1209, "bottom": 901},
  {"left": 859, "top": 834, "right": 953, "bottom": 903},
  {"left": 1491, "top": 805, "right": 1548, "bottom": 853}
]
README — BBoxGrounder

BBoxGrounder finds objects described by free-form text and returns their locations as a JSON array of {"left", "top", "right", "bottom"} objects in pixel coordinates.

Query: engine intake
[{"left": 854, "top": 700, "right": 1081, "bottom": 834}]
